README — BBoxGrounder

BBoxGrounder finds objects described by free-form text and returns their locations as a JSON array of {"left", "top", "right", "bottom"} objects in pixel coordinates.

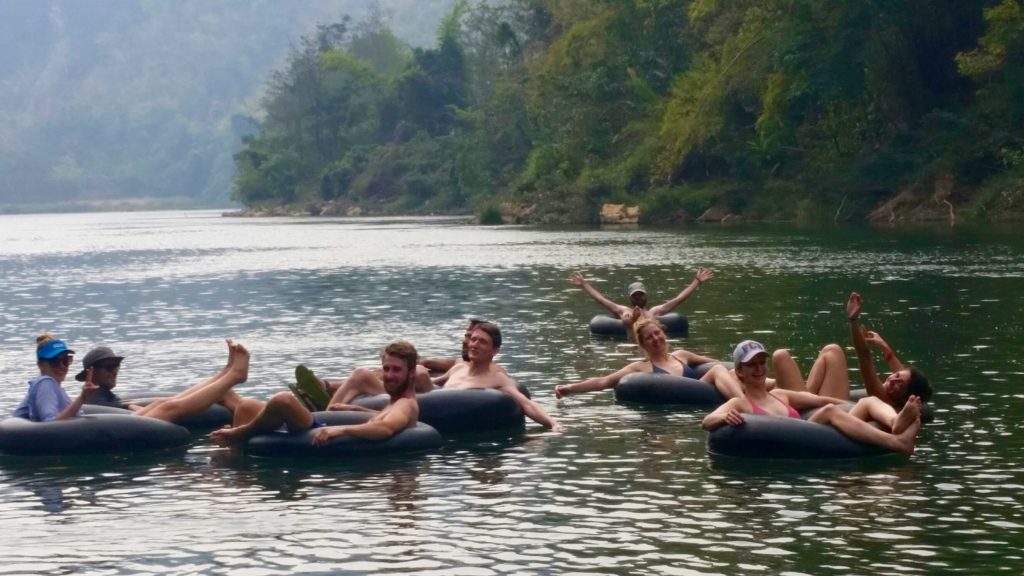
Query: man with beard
[
  {"left": 211, "top": 340, "right": 421, "bottom": 447},
  {"left": 568, "top": 269, "right": 713, "bottom": 324}
]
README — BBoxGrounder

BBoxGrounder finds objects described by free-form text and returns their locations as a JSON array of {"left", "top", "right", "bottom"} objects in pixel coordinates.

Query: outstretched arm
[
  {"left": 554, "top": 363, "right": 642, "bottom": 398},
  {"left": 865, "top": 329, "right": 905, "bottom": 373},
  {"left": 502, "top": 379, "right": 563, "bottom": 431},
  {"left": 650, "top": 268, "right": 713, "bottom": 316},
  {"left": 569, "top": 271, "right": 628, "bottom": 318},
  {"left": 847, "top": 292, "right": 886, "bottom": 398}
]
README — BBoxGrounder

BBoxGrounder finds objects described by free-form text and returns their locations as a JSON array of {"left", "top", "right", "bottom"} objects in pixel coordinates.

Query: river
[{"left": 0, "top": 210, "right": 1022, "bottom": 574}]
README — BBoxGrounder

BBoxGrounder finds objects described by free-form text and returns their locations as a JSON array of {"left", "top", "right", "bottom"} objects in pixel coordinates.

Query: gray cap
[
  {"left": 627, "top": 281, "right": 647, "bottom": 296},
  {"left": 75, "top": 346, "right": 124, "bottom": 381}
]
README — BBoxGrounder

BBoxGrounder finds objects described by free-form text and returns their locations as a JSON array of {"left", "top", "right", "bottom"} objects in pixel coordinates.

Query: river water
[{"left": 0, "top": 210, "right": 1022, "bottom": 574}]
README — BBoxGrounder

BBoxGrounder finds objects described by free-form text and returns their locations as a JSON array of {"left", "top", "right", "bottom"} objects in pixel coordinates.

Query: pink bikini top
[{"left": 747, "top": 392, "right": 800, "bottom": 419}]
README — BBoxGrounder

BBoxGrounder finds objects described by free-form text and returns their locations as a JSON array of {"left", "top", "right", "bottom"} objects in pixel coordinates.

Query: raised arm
[
  {"left": 419, "top": 357, "right": 458, "bottom": 373},
  {"left": 847, "top": 292, "right": 885, "bottom": 398},
  {"left": 649, "top": 268, "right": 712, "bottom": 316},
  {"left": 46, "top": 371, "right": 98, "bottom": 421},
  {"left": 865, "top": 329, "right": 905, "bottom": 373},
  {"left": 554, "top": 362, "right": 643, "bottom": 399},
  {"left": 569, "top": 271, "right": 628, "bottom": 317}
]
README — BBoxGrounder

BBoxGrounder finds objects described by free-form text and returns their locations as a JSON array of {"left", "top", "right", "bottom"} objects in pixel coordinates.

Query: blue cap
[{"left": 37, "top": 339, "right": 74, "bottom": 360}]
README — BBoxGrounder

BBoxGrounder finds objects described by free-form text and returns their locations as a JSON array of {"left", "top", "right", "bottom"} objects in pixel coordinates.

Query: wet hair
[
  {"left": 473, "top": 321, "right": 502, "bottom": 350},
  {"left": 632, "top": 317, "right": 665, "bottom": 354},
  {"left": 382, "top": 340, "right": 419, "bottom": 374},
  {"left": 906, "top": 366, "right": 932, "bottom": 404}
]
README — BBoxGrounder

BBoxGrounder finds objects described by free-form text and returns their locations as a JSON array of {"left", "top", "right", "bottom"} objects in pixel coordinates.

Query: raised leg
[
  {"left": 771, "top": 349, "right": 808, "bottom": 391},
  {"left": 808, "top": 399, "right": 921, "bottom": 455},
  {"left": 327, "top": 367, "right": 386, "bottom": 405},
  {"left": 700, "top": 364, "right": 743, "bottom": 399},
  {"left": 805, "top": 344, "right": 851, "bottom": 398},
  {"left": 136, "top": 342, "right": 249, "bottom": 423}
]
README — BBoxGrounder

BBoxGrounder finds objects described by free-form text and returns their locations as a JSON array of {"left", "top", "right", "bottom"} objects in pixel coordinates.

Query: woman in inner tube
[
  {"left": 701, "top": 339, "right": 924, "bottom": 455},
  {"left": 14, "top": 333, "right": 251, "bottom": 425},
  {"left": 554, "top": 315, "right": 742, "bottom": 399},
  {"left": 764, "top": 292, "right": 933, "bottom": 434}
]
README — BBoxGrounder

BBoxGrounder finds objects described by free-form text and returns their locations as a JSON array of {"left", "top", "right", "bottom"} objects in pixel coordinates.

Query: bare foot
[
  {"left": 892, "top": 395, "right": 922, "bottom": 434},
  {"left": 893, "top": 416, "right": 922, "bottom": 456},
  {"left": 210, "top": 425, "right": 249, "bottom": 447},
  {"left": 226, "top": 343, "right": 250, "bottom": 384}
]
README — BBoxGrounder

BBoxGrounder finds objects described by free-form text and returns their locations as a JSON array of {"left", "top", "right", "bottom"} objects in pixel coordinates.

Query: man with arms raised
[
  {"left": 444, "top": 321, "right": 563, "bottom": 432},
  {"left": 569, "top": 268, "right": 713, "bottom": 323},
  {"left": 211, "top": 340, "right": 420, "bottom": 447}
]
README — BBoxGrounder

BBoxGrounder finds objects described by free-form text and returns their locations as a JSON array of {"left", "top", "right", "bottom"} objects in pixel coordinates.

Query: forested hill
[
  {"left": 0, "top": 0, "right": 455, "bottom": 211},
  {"left": 232, "top": 0, "right": 1024, "bottom": 224}
]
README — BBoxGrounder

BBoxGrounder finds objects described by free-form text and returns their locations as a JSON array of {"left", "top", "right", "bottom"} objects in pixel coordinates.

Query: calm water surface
[{"left": 1, "top": 211, "right": 1023, "bottom": 574}]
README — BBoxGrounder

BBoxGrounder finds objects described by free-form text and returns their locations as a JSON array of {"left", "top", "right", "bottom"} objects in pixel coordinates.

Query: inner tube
[
  {"left": 82, "top": 396, "right": 233, "bottom": 432},
  {"left": 615, "top": 372, "right": 725, "bottom": 406},
  {"left": 353, "top": 389, "right": 525, "bottom": 434},
  {"left": 705, "top": 414, "right": 896, "bottom": 459},
  {"left": 245, "top": 411, "right": 442, "bottom": 458},
  {"left": 0, "top": 414, "right": 191, "bottom": 456},
  {"left": 589, "top": 313, "right": 689, "bottom": 337}
]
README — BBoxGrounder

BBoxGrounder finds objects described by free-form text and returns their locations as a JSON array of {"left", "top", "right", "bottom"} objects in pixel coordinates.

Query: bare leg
[
  {"left": 808, "top": 401, "right": 921, "bottom": 455},
  {"left": 805, "top": 344, "right": 850, "bottom": 398},
  {"left": 700, "top": 364, "right": 743, "bottom": 399},
  {"left": 137, "top": 343, "right": 249, "bottom": 422},
  {"left": 413, "top": 365, "right": 433, "bottom": 394},
  {"left": 847, "top": 396, "right": 899, "bottom": 430},
  {"left": 327, "top": 367, "right": 386, "bottom": 405},
  {"left": 772, "top": 349, "right": 807, "bottom": 391},
  {"left": 211, "top": 392, "right": 315, "bottom": 446},
  {"left": 232, "top": 397, "right": 266, "bottom": 427}
]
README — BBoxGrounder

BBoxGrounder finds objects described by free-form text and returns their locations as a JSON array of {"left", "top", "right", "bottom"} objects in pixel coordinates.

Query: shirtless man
[
  {"left": 211, "top": 340, "right": 421, "bottom": 447},
  {"left": 443, "top": 321, "right": 563, "bottom": 432},
  {"left": 418, "top": 317, "right": 484, "bottom": 374},
  {"left": 569, "top": 268, "right": 713, "bottom": 322}
]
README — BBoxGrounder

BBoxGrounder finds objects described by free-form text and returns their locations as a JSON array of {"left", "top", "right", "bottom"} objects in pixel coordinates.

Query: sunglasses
[
  {"left": 93, "top": 362, "right": 121, "bottom": 371},
  {"left": 48, "top": 355, "right": 74, "bottom": 367}
]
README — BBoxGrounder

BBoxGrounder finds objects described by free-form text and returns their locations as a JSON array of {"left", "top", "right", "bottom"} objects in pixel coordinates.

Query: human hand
[
  {"left": 847, "top": 292, "right": 863, "bottom": 321},
  {"left": 724, "top": 409, "right": 745, "bottom": 427},
  {"left": 327, "top": 402, "right": 355, "bottom": 411},
  {"left": 311, "top": 426, "right": 344, "bottom": 446},
  {"left": 695, "top": 268, "right": 714, "bottom": 284},
  {"left": 622, "top": 305, "right": 643, "bottom": 326},
  {"left": 554, "top": 384, "right": 569, "bottom": 399},
  {"left": 864, "top": 330, "right": 890, "bottom": 350},
  {"left": 80, "top": 368, "right": 100, "bottom": 400},
  {"left": 549, "top": 420, "right": 565, "bottom": 433},
  {"left": 568, "top": 271, "right": 586, "bottom": 287}
]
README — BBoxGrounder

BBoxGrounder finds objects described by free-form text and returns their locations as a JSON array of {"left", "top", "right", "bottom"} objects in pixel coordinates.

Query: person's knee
[
  {"left": 821, "top": 343, "right": 843, "bottom": 358},
  {"left": 811, "top": 403, "right": 839, "bottom": 422},
  {"left": 772, "top": 349, "right": 793, "bottom": 364}
]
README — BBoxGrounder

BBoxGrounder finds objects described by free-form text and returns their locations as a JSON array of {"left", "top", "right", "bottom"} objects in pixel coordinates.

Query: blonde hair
[
  {"left": 632, "top": 317, "right": 666, "bottom": 356},
  {"left": 36, "top": 333, "right": 55, "bottom": 348}
]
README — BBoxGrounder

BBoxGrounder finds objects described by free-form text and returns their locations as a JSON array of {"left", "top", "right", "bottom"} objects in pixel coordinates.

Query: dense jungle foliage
[{"left": 232, "top": 0, "right": 1024, "bottom": 223}]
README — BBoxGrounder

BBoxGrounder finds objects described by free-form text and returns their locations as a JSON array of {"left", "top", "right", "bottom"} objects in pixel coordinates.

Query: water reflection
[{"left": 2, "top": 213, "right": 1024, "bottom": 574}]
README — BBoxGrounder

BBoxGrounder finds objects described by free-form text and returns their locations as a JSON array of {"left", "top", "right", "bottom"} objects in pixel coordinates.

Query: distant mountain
[{"left": 0, "top": 0, "right": 455, "bottom": 209}]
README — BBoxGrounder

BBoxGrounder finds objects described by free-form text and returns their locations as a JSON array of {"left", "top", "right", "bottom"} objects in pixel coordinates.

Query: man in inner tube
[
  {"left": 418, "top": 316, "right": 485, "bottom": 374},
  {"left": 210, "top": 340, "right": 421, "bottom": 447},
  {"left": 568, "top": 269, "right": 713, "bottom": 338},
  {"left": 441, "top": 321, "right": 564, "bottom": 432}
]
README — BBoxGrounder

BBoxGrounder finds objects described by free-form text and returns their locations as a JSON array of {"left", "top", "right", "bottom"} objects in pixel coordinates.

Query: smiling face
[
  {"left": 883, "top": 369, "right": 911, "bottom": 401},
  {"left": 461, "top": 319, "right": 482, "bottom": 361},
  {"left": 43, "top": 352, "right": 73, "bottom": 382},
  {"left": 467, "top": 327, "right": 497, "bottom": 363},
  {"left": 381, "top": 353, "right": 413, "bottom": 396},
  {"left": 735, "top": 353, "right": 769, "bottom": 387},
  {"left": 637, "top": 322, "right": 667, "bottom": 356}
]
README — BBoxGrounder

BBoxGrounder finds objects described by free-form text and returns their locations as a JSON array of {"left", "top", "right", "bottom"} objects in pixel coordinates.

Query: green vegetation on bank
[{"left": 233, "top": 0, "right": 1024, "bottom": 224}]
